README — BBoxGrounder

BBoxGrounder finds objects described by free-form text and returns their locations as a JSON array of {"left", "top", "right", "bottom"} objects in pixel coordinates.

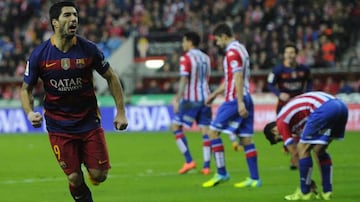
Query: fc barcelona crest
[
  {"left": 76, "top": 58, "right": 86, "bottom": 68},
  {"left": 61, "top": 58, "right": 71, "bottom": 70}
]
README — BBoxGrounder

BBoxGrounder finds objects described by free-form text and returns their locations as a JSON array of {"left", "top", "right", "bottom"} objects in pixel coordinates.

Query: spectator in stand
[
  {"left": 320, "top": 35, "right": 336, "bottom": 68},
  {"left": 107, "top": 34, "right": 122, "bottom": 53},
  {"left": 258, "top": 50, "right": 272, "bottom": 70},
  {"left": 349, "top": 0, "right": 360, "bottom": 44},
  {"left": 312, "top": 78, "right": 324, "bottom": 91},
  {"left": 2, "top": 84, "right": 14, "bottom": 100},
  {"left": 162, "top": 80, "right": 175, "bottom": 94},
  {"left": 302, "top": 42, "right": 316, "bottom": 68},
  {"left": 323, "top": 76, "right": 340, "bottom": 95},
  {"left": 133, "top": 80, "right": 147, "bottom": 95},
  {"left": 347, "top": 48, "right": 360, "bottom": 68},
  {"left": 338, "top": 79, "right": 355, "bottom": 94},
  {"left": 147, "top": 79, "right": 162, "bottom": 94}
]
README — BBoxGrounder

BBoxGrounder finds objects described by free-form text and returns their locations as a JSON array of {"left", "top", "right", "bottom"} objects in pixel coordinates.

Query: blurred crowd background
[{"left": 0, "top": 0, "right": 360, "bottom": 101}]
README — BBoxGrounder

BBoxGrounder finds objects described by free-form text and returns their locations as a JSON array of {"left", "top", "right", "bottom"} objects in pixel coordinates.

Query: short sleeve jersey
[
  {"left": 268, "top": 64, "right": 312, "bottom": 97},
  {"left": 276, "top": 91, "right": 335, "bottom": 146},
  {"left": 179, "top": 48, "right": 211, "bottom": 102},
  {"left": 24, "top": 35, "right": 110, "bottom": 133},
  {"left": 223, "top": 40, "right": 251, "bottom": 101}
]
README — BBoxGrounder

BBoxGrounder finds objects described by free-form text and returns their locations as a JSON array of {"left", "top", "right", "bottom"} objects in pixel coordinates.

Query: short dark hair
[
  {"left": 213, "top": 23, "right": 233, "bottom": 37},
  {"left": 184, "top": 31, "right": 201, "bottom": 47},
  {"left": 263, "top": 121, "right": 278, "bottom": 145},
  {"left": 49, "top": 1, "right": 78, "bottom": 30},
  {"left": 283, "top": 43, "right": 298, "bottom": 54}
]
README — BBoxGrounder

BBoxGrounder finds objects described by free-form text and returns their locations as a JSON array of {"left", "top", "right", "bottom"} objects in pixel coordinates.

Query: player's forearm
[
  {"left": 286, "top": 143, "right": 299, "bottom": 167},
  {"left": 175, "top": 77, "right": 187, "bottom": 101},
  {"left": 278, "top": 122, "right": 294, "bottom": 146},
  {"left": 268, "top": 85, "right": 280, "bottom": 97},
  {"left": 102, "top": 68, "right": 126, "bottom": 114},
  {"left": 20, "top": 83, "right": 35, "bottom": 115},
  {"left": 267, "top": 73, "right": 280, "bottom": 96},
  {"left": 234, "top": 72, "right": 244, "bottom": 101},
  {"left": 213, "top": 82, "right": 225, "bottom": 96},
  {"left": 107, "top": 74, "right": 126, "bottom": 114}
]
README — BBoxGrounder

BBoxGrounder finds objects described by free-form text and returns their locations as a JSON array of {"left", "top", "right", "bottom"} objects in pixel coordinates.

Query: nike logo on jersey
[
  {"left": 45, "top": 62, "right": 57, "bottom": 68},
  {"left": 98, "top": 160, "right": 108, "bottom": 165}
]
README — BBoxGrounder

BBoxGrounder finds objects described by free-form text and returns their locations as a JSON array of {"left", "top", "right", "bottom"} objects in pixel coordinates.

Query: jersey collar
[{"left": 50, "top": 35, "right": 77, "bottom": 46}]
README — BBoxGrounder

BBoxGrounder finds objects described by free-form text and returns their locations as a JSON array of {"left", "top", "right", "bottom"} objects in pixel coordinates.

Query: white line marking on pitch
[{"left": 0, "top": 171, "right": 178, "bottom": 185}]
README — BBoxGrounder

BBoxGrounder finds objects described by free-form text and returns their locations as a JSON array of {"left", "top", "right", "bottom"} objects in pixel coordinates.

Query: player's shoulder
[
  {"left": 297, "top": 64, "right": 311, "bottom": 71},
  {"left": 272, "top": 64, "right": 285, "bottom": 72},
  {"left": 76, "top": 35, "right": 98, "bottom": 50},
  {"left": 196, "top": 49, "right": 211, "bottom": 60},
  {"left": 226, "top": 48, "right": 240, "bottom": 58},
  {"left": 180, "top": 53, "right": 189, "bottom": 62},
  {"left": 227, "top": 42, "right": 248, "bottom": 57},
  {"left": 29, "top": 39, "right": 52, "bottom": 60}
]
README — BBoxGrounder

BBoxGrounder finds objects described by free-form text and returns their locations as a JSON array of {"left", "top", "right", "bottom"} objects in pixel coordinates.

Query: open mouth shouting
[{"left": 68, "top": 23, "right": 77, "bottom": 33}]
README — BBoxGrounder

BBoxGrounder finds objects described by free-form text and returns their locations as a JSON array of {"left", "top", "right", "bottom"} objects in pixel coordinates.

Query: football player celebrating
[{"left": 20, "top": 2, "right": 127, "bottom": 201}]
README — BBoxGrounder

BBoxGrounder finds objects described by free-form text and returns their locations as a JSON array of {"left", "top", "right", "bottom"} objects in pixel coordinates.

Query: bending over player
[{"left": 263, "top": 91, "right": 348, "bottom": 200}]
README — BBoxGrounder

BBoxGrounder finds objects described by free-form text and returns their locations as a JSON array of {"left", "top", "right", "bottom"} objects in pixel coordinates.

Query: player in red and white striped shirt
[
  {"left": 264, "top": 91, "right": 348, "bottom": 200},
  {"left": 202, "top": 23, "right": 261, "bottom": 188},
  {"left": 172, "top": 31, "right": 212, "bottom": 175}
]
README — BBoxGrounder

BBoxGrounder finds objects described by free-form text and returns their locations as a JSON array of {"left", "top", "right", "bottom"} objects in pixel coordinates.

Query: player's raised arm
[{"left": 101, "top": 67, "right": 128, "bottom": 130}]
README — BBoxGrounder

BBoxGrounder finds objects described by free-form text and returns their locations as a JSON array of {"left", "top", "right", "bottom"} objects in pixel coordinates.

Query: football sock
[
  {"left": 69, "top": 182, "right": 93, "bottom": 202},
  {"left": 202, "top": 134, "right": 211, "bottom": 168},
  {"left": 299, "top": 157, "right": 313, "bottom": 194},
  {"left": 174, "top": 129, "right": 192, "bottom": 163},
  {"left": 211, "top": 138, "right": 227, "bottom": 175},
  {"left": 318, "top": 152, "right": 333, "bottom": 193},
  {"left": 244, "top": 144, "right": 259, "bottom": 179}
]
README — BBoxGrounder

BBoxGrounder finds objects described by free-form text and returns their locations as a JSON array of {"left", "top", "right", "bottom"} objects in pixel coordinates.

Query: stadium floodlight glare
[{"left": 145, "top": 59, "right": 164, "bottom": 69}]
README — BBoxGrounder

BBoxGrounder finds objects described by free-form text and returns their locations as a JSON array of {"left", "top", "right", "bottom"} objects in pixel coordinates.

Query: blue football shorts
[
  {"left": 210, "top": 94, "right": 254, "bottom": 136},
  {"left": 301, "top": 99, "right": 348, "bottom": 144},
  {"left": 173, "top": 100, "right": 212, "bottom": 128}
]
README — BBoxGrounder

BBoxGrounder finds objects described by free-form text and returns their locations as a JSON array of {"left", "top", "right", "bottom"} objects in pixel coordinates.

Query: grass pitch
[{"left": 0, "top": 131, "right": 359, "bottom": 202}]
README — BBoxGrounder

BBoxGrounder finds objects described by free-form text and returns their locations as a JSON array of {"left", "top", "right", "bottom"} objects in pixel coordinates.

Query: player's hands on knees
[
  {"left": 279, "top": 92, "right": 290, "bottom": 102},
  {"left": 27, "top": 111, "right": 43, "bottom": 128},
  {"left": 282, "top": 145, "right": 289, "bottom": 154}
]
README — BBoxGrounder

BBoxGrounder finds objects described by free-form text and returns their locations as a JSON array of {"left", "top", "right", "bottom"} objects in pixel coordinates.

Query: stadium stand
[{"left": 0, "top": 0, "right": 360, "bottom": 101}]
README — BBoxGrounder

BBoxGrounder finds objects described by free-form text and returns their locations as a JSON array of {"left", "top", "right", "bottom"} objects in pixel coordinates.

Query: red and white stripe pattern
[
  {"left": 277, "top": 91, "right": 335, "bottom": 145},
  {"left": 223, "top": 40, "right": 251, "bottom": 101},
  {"left": 179, "top": 48, "right": 211, "bottom": 102}
]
